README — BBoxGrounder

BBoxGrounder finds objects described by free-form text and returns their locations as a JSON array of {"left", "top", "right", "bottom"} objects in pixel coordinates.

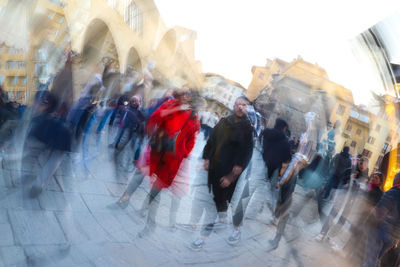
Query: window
[
  {"left": 360, "top": 115, "right": 370, "bottom": 123},
  {"left": 258, "top": 72, "right": 265, "bottom": 80},
  {"left": 350, "top": 141, "right": 357, "bottom": 148},
  {"left": 362, "top": 149, "right": 372, "bottom": 158},
  {"left": 47, "top": 11, "right": 55, "bottom": 20},
  {"left": 16, "top": 91, "right": 25, "bottom": 101},
  {"left": 11, "top": 76, "right": 18, "bottom": 86},
  {"left": 0, "top": 75, "right": 3, "bottom": 84},
  {"left": 356, "top": 128, "right": 362, "bottom": 135},
  {"left": 345, "top": 124, "right": 352, "bottom": 132},
  {"left": 368, "top": 136, "right": 376, "bottom": 145},
  {"left": 350, "top": 109, "right": 359, "bottom": 118},
  {"left": 382, "top": 143, "right": 389, "bottom": 154},
  {"left": 34, "top": 63, "right": 47, "bottom": 76},
  {"left": 21, "top": 76, "right": 27, "bottom": 86},
  {"left": 376, "top": 155, "right": 383, "bottom": 167},
  {"left": 57, "top": 17, "right": 64, "bottom": 24},
  {"left": 336, "top": 104, "right": 345, "bottom": 115},
  {"left": 124, "top": 1, "right": 143, "bottom": 35},
  {"left": 6, "top": 61, "right": 25, "bottom": 69},
  {"left": 375, "top": 124, "right": 381, "bottom": 132}
]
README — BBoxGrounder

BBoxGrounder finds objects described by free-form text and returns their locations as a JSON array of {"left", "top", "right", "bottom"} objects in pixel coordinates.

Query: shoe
[
  {"left": 176, "top": 223, "right": 197, "bottom": 232},
  {"left": 266, "top": 216, "right": 279, "bottom": 226},
  {"left": 190, "top": 238, "right": 205, "bottom": 251},
  {"left": 116, "top": 195, "right": 130, "bottom": 209},
  {"left": 137, "top": 226, "right": 154, "bottom": 238},
  {"left": 29, "top": 185, "right": 43, "bottom": 198},
  {"left": 314, "top": 233, "right": 325, "bottom": 242},
  {"left": 227, "top": 229, "right": 241, "bottom": 246}
]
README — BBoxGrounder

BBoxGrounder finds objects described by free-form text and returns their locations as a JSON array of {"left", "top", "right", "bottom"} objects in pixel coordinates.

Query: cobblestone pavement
[{"left": 0, "top": 132, "right": 354, "bottom": 267}]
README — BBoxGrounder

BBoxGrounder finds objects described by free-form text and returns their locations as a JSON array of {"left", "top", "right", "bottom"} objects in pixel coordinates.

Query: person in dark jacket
[
  {"left": 262, "top": 118, "right": 292, "bottom": 180},
  {"left": 322, "top": 146, "right": 352, "bottom": 200},
  {"left": 190, "top": 96, "right": 254, "bottom": 250},
  {"left": 363, "top": 172, "right": 400, "bottom": 267}
]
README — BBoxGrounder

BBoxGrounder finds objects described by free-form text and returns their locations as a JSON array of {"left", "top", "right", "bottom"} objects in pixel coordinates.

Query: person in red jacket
[{"left": 117, "top": 87, "right": 200, "bottom": 236}]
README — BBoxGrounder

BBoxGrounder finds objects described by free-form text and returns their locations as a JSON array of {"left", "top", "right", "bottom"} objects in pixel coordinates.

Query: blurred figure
[
  {"left": 23, "top": 91, "right": 72, "bottom": 197},
  {"left": 316, "top": 155, "right": 369, "bottom": 244},
  {"left": 111, "top": 95, "right": 145, "bottom": 178},
  {"left": 321, "top": 146, "right": 352, "bottom": 202},
  {"left": 344, "top": 171, "right": 383, "bottom": 265},
  {"left": 363, "top": 172, "right": 400, "bottom": 267},
  {"left": 190, "top": 96, "right": 253, "bottom": 250},
  {"left": 117, "top": 87, "right": 200, "bottom": 236}
]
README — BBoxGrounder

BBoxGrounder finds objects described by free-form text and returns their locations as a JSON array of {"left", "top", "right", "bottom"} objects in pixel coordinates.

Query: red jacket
[{"left": 146, "top": 99, "right": 200, "bottom": 188}]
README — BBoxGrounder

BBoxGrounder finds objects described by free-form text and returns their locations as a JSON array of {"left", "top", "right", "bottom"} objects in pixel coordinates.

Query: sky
[{"left": 154, "top": 0, "right": 400, "bottom": 104}]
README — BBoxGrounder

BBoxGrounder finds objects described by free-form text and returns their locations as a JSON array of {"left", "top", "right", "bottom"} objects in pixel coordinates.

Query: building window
[
  {"left": 34, "top": 63, "right": 47, "bottom": 76},
  {"left": 16, "top": 91, "right": 25, "bottom": 101},
  {"left": 368, "top": 136, "right": 376, "bottom": 145},
  {"left": 6, "top": 61, "right": 25, "bottom": 69},
  {"left": 387, "top": 135, "right": 391, "bottom": 142},
  {"left": 376, "top": 155, "right": 383, "bottom": 167},
  {"left": 362, "top": 149, "right": 372, "bottom": 158},
  {"left": 382, "top": 143, "right": 389, "bottom": 154},
  {"left": 356, "top": 128, "right": 361, "bottom": 135},
  {"left": 345, "top": 124, "right": 352, "bottom": 132},
  {"left": 350, "top": 140, "right": 357, "bottom": 148},
  {"left": 47, "top": 11, "right": 56, "bottom": 20},
  {"left": 360, "top": 114, "right": 370, "bottom": 123},
  {"left": 57, "top": 17, "right": 65, "bottom": 24},
  {"left": 258, "top": 72, "right": 265, "bottom": 80},
  {"left": 375, "top": 124, "right": 381, "bottom": 132},
  {"left": 336, "top": 104, "right": 345, "bottom": 115},
  {"left": 124, "top": 1, "right": 143, "bottom": 35},
  {"left": 11, "top": 76, "right": 18, "bottom": 86},
  {"left": 21, "top": 76, "right": 27, "bottom": 86},
  {"left": 0, "top": 75, "right": 3, "bottom": 85},
  {"left": 350, "top": 109, "right": 359, "bottom": 118}
]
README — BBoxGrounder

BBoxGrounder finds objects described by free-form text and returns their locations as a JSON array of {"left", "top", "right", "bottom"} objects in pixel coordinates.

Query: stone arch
[
  {"left": 80, "top": 18, "right": 121, "bottom": 71},
  {"left": 126, "top": 46, "right": 142, "bottom": 73},
  {"left": 155, "top": 29, "right": 177, "bottom": 62}
]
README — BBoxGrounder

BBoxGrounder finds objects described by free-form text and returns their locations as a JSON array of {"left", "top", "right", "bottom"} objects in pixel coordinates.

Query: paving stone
[
  {"left": 0, "top": 189, "right": 41, "bottom": 210},
  {"left": 81, "top": 194, "right": 134, "bottom": 213},
  {"left": 0, "top": 209, "right": 8, "bottom": 223},
  {"left": 8, "top": 210, "right": 66, "bottom": 245},
  {"left": 0, "top": 223, "right": 14, "bottom": 246},
  {"left": 55, "top": 211, "right": 112, "bottom": 244},
  {"left": 38, "top": 191, "right": 88, "bottom": 212},
  {"left": 0, "top": 246, "right": 25, "bottom": 265}
]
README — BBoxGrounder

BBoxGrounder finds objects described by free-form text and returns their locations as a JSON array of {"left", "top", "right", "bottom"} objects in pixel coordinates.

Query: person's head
[
  {"left": 370, "top": 171, "right": 383, "bottom": 186},
  {"left": 274, "top": 118, "right": 288, "bottom": 132},
  {"left": 173, "top": 87, "right": 191, "bottom": 104},
  {"left": 130, "top": 95, "right": 141, "bottom": 109},
  {"left": 393, "top": 172, "right": 400, "bottom": 187},
  {"left": 233, "top": 96, "right": 251, "bottom": 118},
  {"left": 343, "top": 146, "right": 350, "bottom": 154}
]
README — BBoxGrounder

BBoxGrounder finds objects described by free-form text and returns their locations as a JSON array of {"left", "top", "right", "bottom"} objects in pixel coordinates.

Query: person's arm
[
  {"left": 182, "top": 119, "right": 200, "bottom": 158},
  {"left": 220, "top": 126, "right": 254, "bottom": 188},
  {"left": 202, "top": 118, "right": 223, "bottom": 170}
]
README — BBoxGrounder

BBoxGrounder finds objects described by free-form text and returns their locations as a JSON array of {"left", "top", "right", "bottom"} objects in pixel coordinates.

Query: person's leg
[
  {"left": 169, "top": 195, "right": 181, "bottom": 228},
  {"left": 118, "top": 169, "right": 145, "bottom": 204},
  {"left": 138, "top": 185, "right": 162, "bottom": 238},
  {"left": 30, "top": 149, "right": 64, "bottom": 198},
  {"left": 363, "top": 230, "right": 384, "bottom": 267}
]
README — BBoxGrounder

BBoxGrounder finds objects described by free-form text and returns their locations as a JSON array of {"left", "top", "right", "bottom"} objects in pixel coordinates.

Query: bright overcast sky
[{"left": 154, "top": 0, "right": 400, "bottom": 104}]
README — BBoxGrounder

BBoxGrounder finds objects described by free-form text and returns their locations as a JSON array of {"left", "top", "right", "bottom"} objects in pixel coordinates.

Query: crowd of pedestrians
[{"left": 1, "top": 51, "right": 400, "bottom": 267}]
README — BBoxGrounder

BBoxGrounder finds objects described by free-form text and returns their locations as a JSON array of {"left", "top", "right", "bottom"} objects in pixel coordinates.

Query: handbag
[{"left": 149, "top": 116, "right": 191, "bottom": 153}]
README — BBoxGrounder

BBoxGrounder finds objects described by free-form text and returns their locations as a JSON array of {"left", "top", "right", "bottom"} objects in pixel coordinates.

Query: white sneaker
[{"left": 227, "top": 229, "right": 241, "bottom": 246}]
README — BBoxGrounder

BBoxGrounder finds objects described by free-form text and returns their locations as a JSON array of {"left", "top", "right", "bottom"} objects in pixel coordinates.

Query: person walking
[{"left": 190, "top": 96, "right": 254, "bottom": 250}]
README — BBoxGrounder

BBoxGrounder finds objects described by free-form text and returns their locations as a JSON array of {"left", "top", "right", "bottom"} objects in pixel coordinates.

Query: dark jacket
[
  {"left": 330, "top": 151, "right": 352, "bottom": 188},
  {"left": 376, "top": 187, "right": 400, "bottom": 240},
  {"left": 262, "top": 128, "right": 291, "bottom": 178},
  {"left": 203, "top": 115, "right": 254, "bottom": 187}
]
